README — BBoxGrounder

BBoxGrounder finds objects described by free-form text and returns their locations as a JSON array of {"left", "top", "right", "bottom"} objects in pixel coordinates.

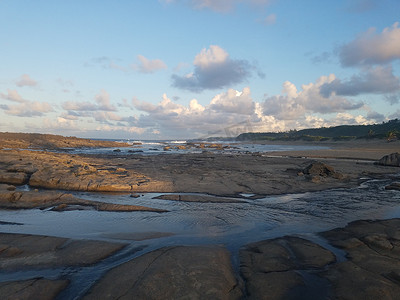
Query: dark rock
[
  {"left": 0, "top": 233, "right": 126, "bottom": 271},
  {"left": 385, "top": 182, "right": 400, "bottom": 190},
  {"left": 84, "top": 246, "right": 242, "bottom": 299},
  {"left": 320, "top": 219, "right": 400, "bottom": 299},
  {"left": 303, "top": 162, "right": 343, "bottom": 180},
  {"left": 0, "top": 278, "right": 69, "bottom": 300},
  {"left": 377, "top": 152, "right": 400, "bottom": 167},
  {"left": 240, "top": 236, "right": 335, "bottom": 299}
]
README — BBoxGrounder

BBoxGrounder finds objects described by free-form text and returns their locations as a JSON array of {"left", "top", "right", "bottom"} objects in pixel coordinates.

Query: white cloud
[
  {"left": 263, "top": 75, "right": 364, "bottom": 120},
  {"left": 16, "top": 74, "right": 38, "bottom": 87},
  {"left": 62, "top": 90, "right": 117, "bottom": 112},
  {"left": 172, "top": 45, "right": 260, "bottom": 92},
  {"left": 339, "top": 22, "right": 400, "bottom": 66},
  {"left": 3, "top": 101, "right": 53, "bottom": 117},
  {"left": 131, "top": 81, "right": 369, "bottom": 138},
  {"left": 0, "top": 89, "right": 25, "bottom": 103},
  {"left": 0, "top": 89, "right": 53, "bottom": 117},
  {"left": 133, "top": 55, "right": 167, "bottom": 74},
  {"left": 210, "top": 87, "right": 254, "bottom": 115}
]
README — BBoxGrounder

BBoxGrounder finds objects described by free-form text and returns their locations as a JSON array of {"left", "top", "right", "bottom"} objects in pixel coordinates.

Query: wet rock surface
[
  {"left": 84, "top": 246, "right": 243, "bottom": 300},
  {"left": 153, "top": 194, "right": 247, "bottom": 203},
  {"left": 0, "top": 219, "right": 400, "bottom": 299},
  {"left": 320, "top": 219, "right": 400, "bottom": 299},
  {"left": 0, "top": 232, "right": 126, "bottom": 271},
  {"left": 239, "top": 219, "right": 400, "bottom": 299},
  {"left": 240, "top": 236, "right": 335, "bottom": 299},
  {"left": 0, "top": 278, "right": 69, "bottom": 300},
  {"left": 0, "top": 187, "right": 167, "bottom": 212}
]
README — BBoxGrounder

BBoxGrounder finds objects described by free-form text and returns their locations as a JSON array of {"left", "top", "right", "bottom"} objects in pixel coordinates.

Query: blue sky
[{"left": 1, "top": 0, "right": 399, "bottom": 139}]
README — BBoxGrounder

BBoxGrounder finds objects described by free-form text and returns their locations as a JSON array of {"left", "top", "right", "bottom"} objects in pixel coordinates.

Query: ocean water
[{"left": 61, "top": 139, "right": 330, "bottom": 156}]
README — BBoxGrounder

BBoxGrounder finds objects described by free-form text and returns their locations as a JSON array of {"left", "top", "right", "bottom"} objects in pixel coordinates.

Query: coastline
[{"left": 0, "top": 134, "right": 400, "bottom": 299}]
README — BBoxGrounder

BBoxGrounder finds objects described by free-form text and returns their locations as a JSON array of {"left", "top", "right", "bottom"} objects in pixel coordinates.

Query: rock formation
[{"left": 377, "top": 152, "right": 400, "bottom": 167}]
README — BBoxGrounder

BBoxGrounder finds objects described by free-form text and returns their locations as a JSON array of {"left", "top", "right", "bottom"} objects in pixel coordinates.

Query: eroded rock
[
  {"left": 0, "top": 233, "right": 126, "bottom": 270},
  {"left": 84, "top": 246, "right": 242, "bottom": 300},
  {"left": 240, "top": 236, "right": 335, "bottom": 299},
  {"left": 0, "top": 278, "right": 69, "bottom": 300},
  {"left": 377, "top": 152, "right": 400, "bottom": 167}
]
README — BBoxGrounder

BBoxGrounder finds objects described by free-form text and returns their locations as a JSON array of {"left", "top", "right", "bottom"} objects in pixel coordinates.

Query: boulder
[
  {"left": 377, "top": 152, "right": 400, "bottom": 167},
  {"left": 303, "top": 162, "right": 343, "bottom": 180}
]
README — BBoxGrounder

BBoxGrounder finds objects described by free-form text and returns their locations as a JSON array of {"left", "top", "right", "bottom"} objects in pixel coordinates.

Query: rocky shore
[
  {"left": 0, "top": 133, "right": 399, "bottom": 299},
  {"left": 1, "top": 219, "right": 400, "bottom": 299}
]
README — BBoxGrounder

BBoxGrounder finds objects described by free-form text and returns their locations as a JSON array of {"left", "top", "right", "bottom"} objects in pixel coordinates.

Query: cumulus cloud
[
  {"left": 131, "top": 80, "right": 370, "bottom": 138},
  {"left": 132, "top": 55, "right": 167, "bottom": 74},
  {"left": 16, "top": 74, "right": 38, "bottom": 87},
  {"left": 339, "top": 22, "right": 400, "bottom": 66},
  {"left": 263, "top": 75, "right": 364, "bottom": 120},
  {"left": 132, "top": 88, "right": 257, "bottom": 136},
  {"left": 210, "top": 87, "right": 254, "bottom": 114},
  {"left": 172, "top": 45, "right": 259, "bottom": 92},
  {"left": 320, "top": 65, "right": 400, "bottom": 97}
]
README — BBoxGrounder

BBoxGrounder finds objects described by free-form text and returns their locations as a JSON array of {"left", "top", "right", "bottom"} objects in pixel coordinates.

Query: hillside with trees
[{"left": 236, "top": 119, "right": 400, "bottom": 142}]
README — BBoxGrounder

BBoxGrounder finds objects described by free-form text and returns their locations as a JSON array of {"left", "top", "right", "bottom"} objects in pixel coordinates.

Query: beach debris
[{"left": 376, "top": 152, "right": 400, "bottom": 167}]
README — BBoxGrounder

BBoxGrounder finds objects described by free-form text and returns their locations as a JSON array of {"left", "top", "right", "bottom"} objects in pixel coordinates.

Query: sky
[{"left": 0, "top": 0, "right": 400, "bottom": 140}]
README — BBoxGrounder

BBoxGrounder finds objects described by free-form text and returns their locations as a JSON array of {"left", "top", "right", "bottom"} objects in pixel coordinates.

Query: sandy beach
[{"left": 0, "top": 134, "right": 399, "bottom": 299}]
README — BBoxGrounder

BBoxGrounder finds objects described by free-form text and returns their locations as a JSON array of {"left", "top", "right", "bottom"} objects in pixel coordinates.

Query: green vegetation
[{"left": 236, "top": 119, "right": 400, "bottom": 142}]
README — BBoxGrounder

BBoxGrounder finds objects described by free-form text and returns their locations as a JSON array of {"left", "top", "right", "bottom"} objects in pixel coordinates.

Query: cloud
[
  {"left": 320, "top": 65, "right": 400, "bottom": 97},
  {"left": 16, "top": 74, "right": 38, "bottom": 87},
  {"left": 172, "top": 45, "right": 259, "bottom": 92},
  {"left": 339, "top": 22, "right": 400, "bottom": 66},
  {"left": 3, "top": 101, "right": 53, "bottom": 117},
  {"left": 132, "top": 88, "right": 256, "bottom": 136},
  {"left": 210, "top": 87, "right": 254, "bottom": 114},
  {"left": 0, "top": 89, "right": 53, "bottom": 117},
  {"left": 132, "top": 55, "right": 167, "bottom": 74},
  {"left": 131, "top": 80, "right": 369, "bottom": 138},
  {"left": 62, "top": 90, "right": 117, "bottom": 112},
  {"left": 0, "top": 89, "right": 25, "bottom": 103},
  {"left": 263, "top": 75, "right": 364, "bottom": 120}
]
